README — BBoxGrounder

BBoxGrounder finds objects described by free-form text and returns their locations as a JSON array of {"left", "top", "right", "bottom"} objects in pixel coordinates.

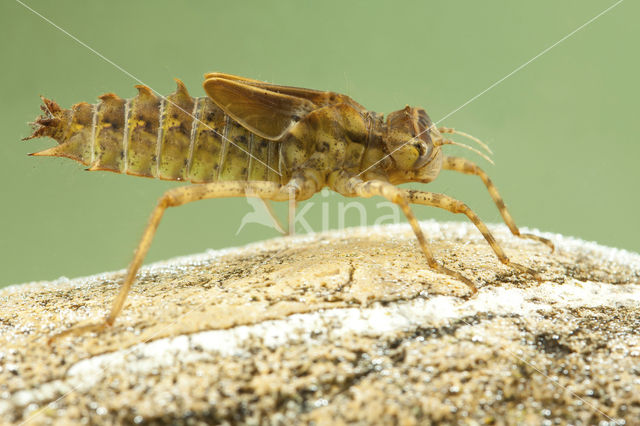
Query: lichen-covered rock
[{"left": 0, "top": 221, "right": 638, "bottom": 425}]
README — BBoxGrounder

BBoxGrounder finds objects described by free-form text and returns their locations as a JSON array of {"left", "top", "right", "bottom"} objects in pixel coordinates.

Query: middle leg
[{"left": 342, "top": 177, "right": 478, "bottom": 294}]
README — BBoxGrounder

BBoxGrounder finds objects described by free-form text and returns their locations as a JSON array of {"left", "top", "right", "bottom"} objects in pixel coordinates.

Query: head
[
  {"left": 383, "top": 106, "right": 443, "bottom": 184},
  {"left": 381, "top": 106, "right": 494, "bottom": 184}
]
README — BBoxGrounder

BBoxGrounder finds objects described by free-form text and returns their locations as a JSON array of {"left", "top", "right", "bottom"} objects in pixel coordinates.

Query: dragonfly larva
[{"left": 25, "top": 72, "right": 553, "bottom": 342}]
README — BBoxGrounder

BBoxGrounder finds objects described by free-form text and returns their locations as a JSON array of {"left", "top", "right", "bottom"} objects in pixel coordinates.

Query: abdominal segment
[{"left": 26, "top": 80, "right": 282, "bottom": 184}]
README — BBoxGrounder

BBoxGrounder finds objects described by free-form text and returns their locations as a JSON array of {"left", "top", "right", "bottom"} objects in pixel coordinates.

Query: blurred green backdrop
[{"left": 1, "top": 0, "right": 638, "bottom": 288}]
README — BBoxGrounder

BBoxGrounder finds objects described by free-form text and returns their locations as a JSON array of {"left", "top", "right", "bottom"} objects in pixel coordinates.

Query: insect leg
[
  {"left": 442, "top": 156, "right": 554, "bottom": 251},
  {"left": 346, "top": 177, "right": 477, "bottom": 294},
  {"left": 258, "top": 198, "right": 287, "bottom": 235},
  {"left": 49, "top": 181, "right": 284, "bottom": 343},
  {"left": 288, "top": 190, "right": 296, "bottom": 236},
  {"left": 402, "top": 187, "right": 538, "bottom": 277},
  {"left": 284, "top": 170, "right": 323, "bottom": 236}
]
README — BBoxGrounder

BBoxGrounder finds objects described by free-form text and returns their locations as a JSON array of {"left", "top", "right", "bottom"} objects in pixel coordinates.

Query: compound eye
[{"left": 412, "top": 141, "right": 433, "bottom": 169}]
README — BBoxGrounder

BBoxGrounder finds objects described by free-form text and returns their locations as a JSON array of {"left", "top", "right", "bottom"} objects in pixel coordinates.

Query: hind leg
[{"left": 49, "top": 180, "right": 285, "bottom": 343}]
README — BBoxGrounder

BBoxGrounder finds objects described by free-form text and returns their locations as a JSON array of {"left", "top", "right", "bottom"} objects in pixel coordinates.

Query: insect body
[{"left": 26, "top": 73, "right": 553, "bottom": 341}]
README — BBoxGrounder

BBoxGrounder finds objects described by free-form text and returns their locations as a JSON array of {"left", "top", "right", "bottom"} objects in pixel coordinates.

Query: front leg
[
  {"left": 443, "top": 156, "right": 554, "bottom": 251},
  {"left": 403, "top": 188, "right": 537, "bottom": 277}
]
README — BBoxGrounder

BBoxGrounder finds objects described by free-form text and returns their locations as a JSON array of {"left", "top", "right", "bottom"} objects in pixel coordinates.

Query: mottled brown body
[
  {"left": 27, "top": 78, "right": 446, "bottom": 199},
  {"left": 26, "top": 73, "right": 554, "bottom": 343},
  {"left": 28, "top": 81, "right": 284, "bottom": 185}
]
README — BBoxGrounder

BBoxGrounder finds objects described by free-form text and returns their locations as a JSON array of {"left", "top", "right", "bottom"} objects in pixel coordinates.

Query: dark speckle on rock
[{"left": 0, "top": 222, "right": 638, "bottom": 424}]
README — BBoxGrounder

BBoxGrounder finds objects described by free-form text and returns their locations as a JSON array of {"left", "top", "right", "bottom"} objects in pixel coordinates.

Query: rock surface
[{"left": 0, "top": 221, "right": 639, "bottom": 425}]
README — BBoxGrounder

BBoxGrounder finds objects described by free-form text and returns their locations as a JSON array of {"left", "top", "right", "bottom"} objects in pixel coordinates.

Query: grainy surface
[{"left": 0, "top": 221, "right": 639, "bottom": 425}]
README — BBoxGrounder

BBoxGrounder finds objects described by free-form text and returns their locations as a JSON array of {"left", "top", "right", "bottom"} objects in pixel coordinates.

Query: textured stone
[{"left": 0, "top": 221, "right": 638, "bottom": 425}]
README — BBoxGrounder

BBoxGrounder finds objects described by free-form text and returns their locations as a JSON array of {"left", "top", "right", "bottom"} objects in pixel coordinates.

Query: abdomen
[{"left": 27, "top": 80, "right": 283, "bottom": 184}]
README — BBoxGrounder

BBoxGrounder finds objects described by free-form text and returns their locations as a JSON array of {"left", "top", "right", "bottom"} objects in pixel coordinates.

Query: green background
[{"left": 1, "top": 0, "right": 638, "bottom": 288}]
